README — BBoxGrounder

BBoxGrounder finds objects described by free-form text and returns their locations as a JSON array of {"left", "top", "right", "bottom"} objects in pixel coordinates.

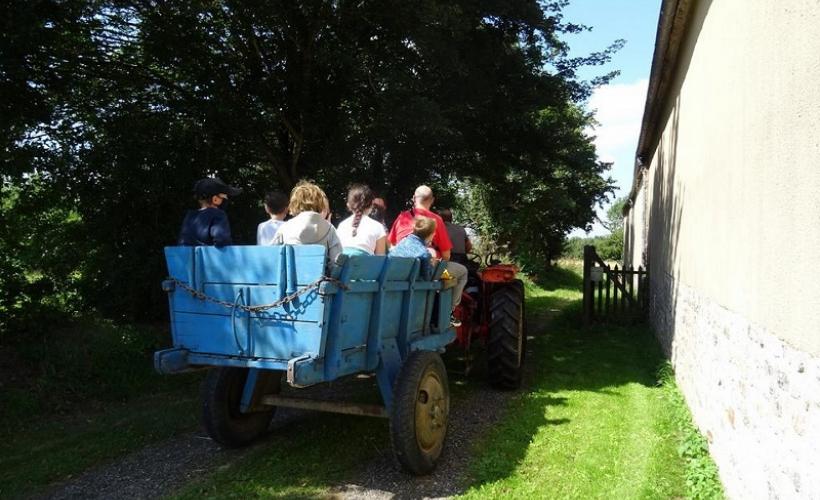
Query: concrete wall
[
  {"left": 624, "top": 1, "right": 820, "bottom": 498},
  {"left": 623, "top": 169, "right": 647, "bottom": 269}
]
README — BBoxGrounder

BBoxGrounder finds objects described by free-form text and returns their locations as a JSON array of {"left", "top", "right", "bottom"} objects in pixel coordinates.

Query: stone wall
[
  {"left": 620, "top": 1, "right": 820, "bottom": 495},
  {"left": 650, "top": 271, "right": 820, "bottom": 499}
]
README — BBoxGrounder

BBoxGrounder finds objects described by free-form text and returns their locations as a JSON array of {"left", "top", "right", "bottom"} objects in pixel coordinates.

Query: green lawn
[
  {"left": 0, "top": 320, "right": 203, "bottom": 498},
  {"left": 0, "top": 383, "right": 200, "bottom": 498},
  {"left": 459, "top": 266, "right": 723, "bottom": 499},
  {"left": 2, "top": 264, "right": 722, "bottom": 499}
]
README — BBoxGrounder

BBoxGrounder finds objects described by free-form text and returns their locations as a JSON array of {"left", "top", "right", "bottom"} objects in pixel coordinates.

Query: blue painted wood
[
  {"left": 343, "top": 254, "right": 385, "bottom": 281},
  {"left": 323, "top": 261, "right": 353, "bottom": 381},
  {"left": 191, "top": 245, "right": 326, "bottom": 285},
  {"left": 337, "top": 292, "right": 374, "bottom": 348},
  {"left": 287, "top": 354, "right": 324, "bottom": 387},
  {"left": 188, "top": 352, "right": 289, "bottom": 371},
  {"left": 165, "top": 247, "right": 195, "bottom": 284},
  {"left": 366, "top": 258, "right": 391, "bottom": 371},
  {"left": 250, "top": 315, "right": 324, "bottom": 359},
  {"left": 160, "top": 246, "right": 456, "bottom": 407},
  {"left": 172, "top": 311, "right": 324, "bottom": 358},
  {"left": 410, "top": 330, "right": 456, "bottom": 352},
  {"left": 396, "top": 260, "right": 420, "bottom": 359},
  {"left": 154, "top": 347, "right": 190, "bottom": 374},
  {"left": 385, "top": 258, "right": 415, "bottom": 280},
  {"left": 195, "top": 246, "right": 283, "bottom": 284},
  {"left": 231, "top": 287, "right": 251, "bottom": 356},
  {"left": 421, "top": 261, "right": 447, "bottom": 335},
  {"left": 436, "top": 288, "right": 454, "bottom": 332},
  {"left": 240, "top": 368, "right": 261, "bottom": 412},
  {"left": 375, "top": 338, "right": 402, "bottom": 410},
  {"left": 172, "top": 284, "right": 323, "bottom": 322}
]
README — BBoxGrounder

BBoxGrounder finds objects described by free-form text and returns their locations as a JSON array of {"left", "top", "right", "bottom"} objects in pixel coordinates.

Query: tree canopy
[{"left": 1, "top": 0, "right": 617, "bottom": 331}]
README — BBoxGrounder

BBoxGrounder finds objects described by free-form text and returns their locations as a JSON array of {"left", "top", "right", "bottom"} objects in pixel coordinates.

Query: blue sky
[{"left": 559, "top": 0, "right": 662, "bottom": 235}]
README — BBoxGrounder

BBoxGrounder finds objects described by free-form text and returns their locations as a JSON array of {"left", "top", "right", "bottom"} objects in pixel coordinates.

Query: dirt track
[{"left": 37, "top": 326, "right": 541, "bottom": 500}]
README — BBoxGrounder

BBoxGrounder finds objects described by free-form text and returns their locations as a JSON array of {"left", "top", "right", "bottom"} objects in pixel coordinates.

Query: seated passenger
[
  {"left": 337, "top": 184, "right": 387, "bottom": 256},
  {"left": 271, "top": 181, "right": 342, "bottom": 264},
  {"left": 178, "top": 177, "right": 242, "bottom": 247},
  {"left": 389, "top": 216, "right": 436, "bottom": 280},
  {"left": 389, "top": 185, "right": 467, "bottom": 309},
  {"left": 369, "top": 197, "right": 388, "bottom": 231},
  {"left": 257, "top": 190, "right": 288, "bottom": 245},
  {"left": 439, "top": 208, "right": 472, "bottom": 267}
]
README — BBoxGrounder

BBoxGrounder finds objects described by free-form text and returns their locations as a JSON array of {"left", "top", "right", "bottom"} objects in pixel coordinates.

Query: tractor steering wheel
[{"left": 467, "top": 252, "right": 484, "bottom": 267}]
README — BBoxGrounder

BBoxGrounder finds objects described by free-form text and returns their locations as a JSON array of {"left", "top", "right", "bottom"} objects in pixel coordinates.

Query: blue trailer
[{"left": 154, "top": 244, "right": 456, "bottom": 474}]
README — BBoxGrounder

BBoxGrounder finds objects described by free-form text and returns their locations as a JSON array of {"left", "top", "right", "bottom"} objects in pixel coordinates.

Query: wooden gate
[{"left": 582, "top": 245, "right": 648, "bottom": 326}]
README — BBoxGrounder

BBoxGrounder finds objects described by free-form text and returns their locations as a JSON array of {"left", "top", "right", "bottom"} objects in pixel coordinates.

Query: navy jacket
[{"left": 178, "top": 208, "right": 232, "bottom": 246}]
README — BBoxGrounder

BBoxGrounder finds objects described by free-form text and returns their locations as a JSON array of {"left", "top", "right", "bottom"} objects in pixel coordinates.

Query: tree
[
  {"left": 601, "top": 197, "right": 626, "bottom": 233},
  {"left": 560, "top": 197, "right": 626, "bottom": 262},
  {"left": 598, "top": 197, "right": 626, "bottom": 260},
  {"left": 1, "top": 0, "right": 619, "bottom": 324}
]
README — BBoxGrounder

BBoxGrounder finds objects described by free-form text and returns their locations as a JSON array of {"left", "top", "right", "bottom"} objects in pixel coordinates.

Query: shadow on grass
[
  {"left": 172, "top": 382, "right": 392, "bottom": 499},
  {"left": 463, "top": 271, "right": 671, "bottom": 492}
]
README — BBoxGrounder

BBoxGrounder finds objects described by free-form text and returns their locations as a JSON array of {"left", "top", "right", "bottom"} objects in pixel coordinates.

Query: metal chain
[{"left": 167, "top": 276, "right": 347, "bottom": 313}]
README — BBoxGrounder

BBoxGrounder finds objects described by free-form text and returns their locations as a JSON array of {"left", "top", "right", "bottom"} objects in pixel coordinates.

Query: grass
[
  {"left": 657, "top": 364, "right": 724, "bottom": 499},
  {"left": 172, "top": 411, "right": 387, "bottom": 499},
  {"left": 0, "top": 382, "right": 201, "bottom": 498},
  {"left": 170, "top": 373, "right": 478, "bottom": 498},
  {"left": 0, "top": 320, "right": 191, "bottom": 426},
  {"left": 1, "top": 264, "right": 723, "bottom": 499},
  {"left": 0, "top": 320, "right": 203, "bottom": 498},
  {"left": 459, "top": 265, "right": 724, "bottom": 499}
]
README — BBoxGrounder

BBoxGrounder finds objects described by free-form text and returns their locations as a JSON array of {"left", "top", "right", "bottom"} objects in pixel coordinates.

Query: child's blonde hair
[
  {"left": 288, "top": 181, "right": 329, "bottom": 215},
  {"left": 412, "top": 216, "right": 436, "bottom": 240}
]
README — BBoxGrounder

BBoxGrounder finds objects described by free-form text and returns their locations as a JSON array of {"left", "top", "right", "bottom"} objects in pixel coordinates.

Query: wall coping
[{"left": 624, "top": 0, "right": 697, "bottom": 215}]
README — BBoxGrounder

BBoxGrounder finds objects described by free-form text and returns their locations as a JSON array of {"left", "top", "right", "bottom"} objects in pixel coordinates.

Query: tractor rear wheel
[
  {"left": 487, "top": 280, "right": 525, "bottom": 389},
  {"left": 201, "top": 367, "right": 280, "bottom": 447},
  {"left": 390, "top": 351, "right": 450, "bottom": 475}
]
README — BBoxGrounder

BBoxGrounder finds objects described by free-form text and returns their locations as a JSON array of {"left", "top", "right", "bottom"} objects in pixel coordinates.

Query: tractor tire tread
[{"left": 487, "top": 281, "right": 525, "bottom": 390}]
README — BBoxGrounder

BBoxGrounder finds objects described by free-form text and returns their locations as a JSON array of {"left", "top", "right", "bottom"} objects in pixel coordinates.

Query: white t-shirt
[
  {"left": 337, "top": 214, "right": 387, "bottom": 254},
  {"left": 257, "top": 219, "right": 285, "bottom": 245}
]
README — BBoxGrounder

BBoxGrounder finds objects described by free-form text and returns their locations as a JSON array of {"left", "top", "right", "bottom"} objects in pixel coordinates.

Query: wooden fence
[{"left": 582, "top": 245, "right": 648, "bottom": 326}]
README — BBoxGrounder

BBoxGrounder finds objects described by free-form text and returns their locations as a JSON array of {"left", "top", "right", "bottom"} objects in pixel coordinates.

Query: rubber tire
[
  {"left": 201, "top": 367, "right": 279, "bottom": 447},
  {"left": 487, "top": 280, "right": 525, "bottom": 390},
  {"left": 511, "top": 279, "right": 528, "bottom": 367},
  {"left": 390, "top": 351, "right": 450, "bottom": 475}
]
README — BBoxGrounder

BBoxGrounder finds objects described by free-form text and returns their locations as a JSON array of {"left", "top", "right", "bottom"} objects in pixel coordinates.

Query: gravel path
[
  {"left": 37, "top": 322, "right": 542, "bottom": 500},
  {"left": 330, "top": 315, "right": 545, "bottom": 499},
  {"left": 35, "top": 432, "right": 238, "bottom": 500},
  {"left": 329, "top": 380, "right": 515, "bottom": 500}
]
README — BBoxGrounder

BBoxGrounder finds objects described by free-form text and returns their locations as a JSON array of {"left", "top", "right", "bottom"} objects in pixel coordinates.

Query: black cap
[{"left": 193, "top": 177, "right": 242, "bottom": 198}]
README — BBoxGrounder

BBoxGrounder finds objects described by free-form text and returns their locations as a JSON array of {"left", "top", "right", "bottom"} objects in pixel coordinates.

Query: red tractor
[{"left": 450, "top": 254, "right": 526, "bottom": 389}]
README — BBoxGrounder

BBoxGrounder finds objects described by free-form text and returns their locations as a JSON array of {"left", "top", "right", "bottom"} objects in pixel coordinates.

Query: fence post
[{"left": 583, "top": 245, "right": 593, "bottom": 326}]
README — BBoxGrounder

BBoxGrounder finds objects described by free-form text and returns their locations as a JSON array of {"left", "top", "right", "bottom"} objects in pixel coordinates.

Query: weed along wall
[{"left": 623, "top": 0, "right": 820, "bottom": 498}]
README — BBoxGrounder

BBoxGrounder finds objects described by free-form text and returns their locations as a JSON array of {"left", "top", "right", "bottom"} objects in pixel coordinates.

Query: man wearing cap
[{"left": 178, "top": 177, "right": 242, "bottom": 247}]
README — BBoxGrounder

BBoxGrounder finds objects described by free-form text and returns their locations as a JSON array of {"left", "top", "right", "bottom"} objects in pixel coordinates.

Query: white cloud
[
  {"left": 569, "top": 78, "right": 648, "bottom": 238},
  {"left": 586, "top": 78, "right": 648, "bottom": 164}
]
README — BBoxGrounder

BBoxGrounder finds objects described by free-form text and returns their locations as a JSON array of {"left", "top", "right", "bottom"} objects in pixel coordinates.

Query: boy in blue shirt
[
  {"left": 178, "top": 177, "right": 242, "bottom": 246},
  {"left": 390, "top": 216, "right": 461, "bottom": 326},
  {"left": 389, "top": 216, "right": 437, "bottom": 280}
]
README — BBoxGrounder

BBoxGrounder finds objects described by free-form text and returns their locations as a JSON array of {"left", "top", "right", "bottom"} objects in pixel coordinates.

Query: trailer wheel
[
  {"left": 487, "top": 280, "right": 525, "bottom": 389},
  {"left": 390, "top": 351, "right": 449, "bottom": 475},
  {"left": 201, "top": 367, "right": 280, "bottom": 447}
]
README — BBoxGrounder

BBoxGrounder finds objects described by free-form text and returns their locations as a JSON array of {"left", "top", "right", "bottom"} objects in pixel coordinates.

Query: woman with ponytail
[{"left": 336, "top": 184, "right": 387, "bottom": 255}]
